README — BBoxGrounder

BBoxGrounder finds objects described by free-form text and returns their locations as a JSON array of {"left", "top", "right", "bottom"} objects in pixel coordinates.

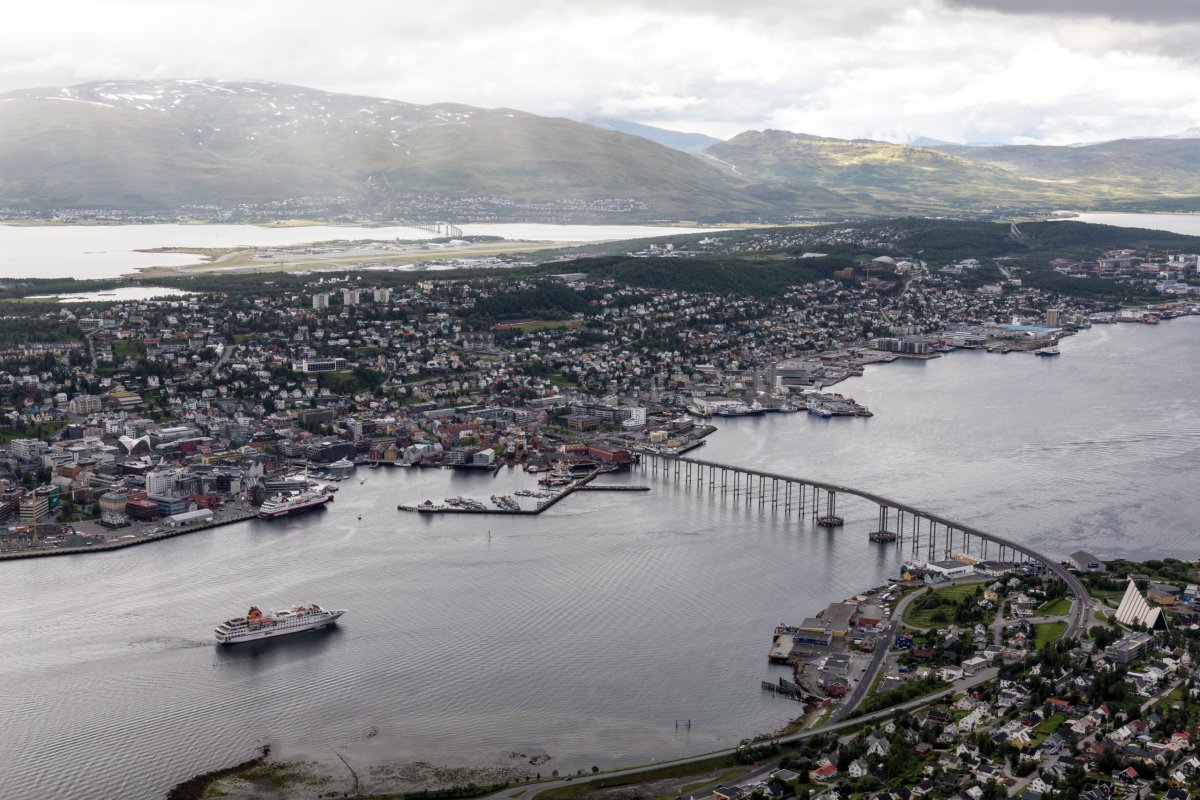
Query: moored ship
[
  {"left": 257, "top": 486, "right": 334, "bottom": 518},
  {"left": 214, "top": 603, "right": 346, "bottom": 644}
]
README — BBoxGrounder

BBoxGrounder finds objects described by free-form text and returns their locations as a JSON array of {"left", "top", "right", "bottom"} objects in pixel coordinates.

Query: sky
[{"left": 3, "top": 0, "right": 1200, "bottom": 146}]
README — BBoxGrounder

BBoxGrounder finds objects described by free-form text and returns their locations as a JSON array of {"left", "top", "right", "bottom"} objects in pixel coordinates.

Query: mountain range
[{"left": 2, "top": 79, "right": 1200, "bottom": 221}]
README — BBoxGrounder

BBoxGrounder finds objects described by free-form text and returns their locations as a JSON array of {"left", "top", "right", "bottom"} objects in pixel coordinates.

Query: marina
[{"left": 398, "top": 469, "right": 632, "bottom": 514}]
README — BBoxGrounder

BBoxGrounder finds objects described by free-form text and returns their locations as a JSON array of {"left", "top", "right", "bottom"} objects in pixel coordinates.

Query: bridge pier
[
  {"left": 632, "top": 454, "right": 1071, "bottom": 603},
  {"left": 869, "top": 505, "right": 897, "bottom": 542},
  {"left": 816, "top": 490, "right": 843, "bottom": 527}
]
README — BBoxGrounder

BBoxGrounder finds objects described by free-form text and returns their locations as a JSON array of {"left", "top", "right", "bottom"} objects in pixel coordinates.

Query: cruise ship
[
  {"left": 214, "top": 603, "right": 346, "bottom": 644},
  {"left": 257, "top": 486, "right": 334, "bottom": 518}
]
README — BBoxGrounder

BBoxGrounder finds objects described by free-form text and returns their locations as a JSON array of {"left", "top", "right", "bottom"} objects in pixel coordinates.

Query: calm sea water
[
  {"left": 0, "top": 318, "right": 1197, "bottom": 799},
  {"left": 3, "top": 214, "right": 1196, "bottom": 280},
  {"left": 1067, "top": 212, "right": 1200, "bottom": 236},
  {"left": 0, "top": 223, "right": 717, "bottom": 279}
]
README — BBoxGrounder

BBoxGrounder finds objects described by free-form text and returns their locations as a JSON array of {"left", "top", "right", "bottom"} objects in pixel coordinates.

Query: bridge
[
  {"left": 636, "top": 451, "right": 1089, "bottom": 638},
  {"left": 410, "top": 221, "right": 463, "bottom": 237}
]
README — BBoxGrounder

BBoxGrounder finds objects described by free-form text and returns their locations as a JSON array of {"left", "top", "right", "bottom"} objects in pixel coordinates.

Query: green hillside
[
  {"left": 703, "top": 130, "right": 1200, "bottom": 214},
  {"left": 7, "top": 80, "right": 1200, "bottom": 221},
  {"left": 0, "top": 81, "right": 782, "bottom": 220}
]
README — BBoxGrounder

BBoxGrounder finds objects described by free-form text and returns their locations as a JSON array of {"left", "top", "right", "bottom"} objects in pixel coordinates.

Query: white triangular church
[{"left": 1114, "top": 578, "right": 1166, "bottom": 630}]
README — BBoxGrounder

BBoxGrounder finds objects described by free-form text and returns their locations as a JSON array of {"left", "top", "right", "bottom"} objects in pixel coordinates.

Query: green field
[
  {"left": 903, "top": 583, "right": 983, "bottom": 629},
  {"left": 1037, "top": 597, "right": 1071, "bottom": 616},
  {"left": 0, "top": 420, "right": 66, "bottom": 445},
  {"left": 501, "top": 320, "right": 580, "bottom": 332},
  {"left": 1033, "top": 621, "right": 1067, "bottom": 650},
  {"left": 112, "top": 339, "right": 145, "bottom": 360},
  {"left": 536, "top": 754, "right": 740, "bottom": 800}
]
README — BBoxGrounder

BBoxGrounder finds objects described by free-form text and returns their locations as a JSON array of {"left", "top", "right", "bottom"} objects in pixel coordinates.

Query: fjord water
[
  {"left": 0, "top": 223, "right": 716, "bottom": 279},
  {"left": 1, "top": 318, "right": 1198, "bottom": 799}
]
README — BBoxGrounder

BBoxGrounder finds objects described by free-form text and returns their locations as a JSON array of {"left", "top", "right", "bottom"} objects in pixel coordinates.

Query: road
[
  {"left": 479, "top": 668, "right": 999, "bottom": 800},
  {"left": 829, "top": 586, "right": 929, "bottom": 723},
  {"left": 477, "top": 564, "right": 1086, "bottom": 800},
  {"left": 211, "top": 341, "right": 234, "bottom": 376}
]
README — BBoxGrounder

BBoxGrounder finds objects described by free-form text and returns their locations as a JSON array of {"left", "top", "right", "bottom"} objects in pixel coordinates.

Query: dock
[
  {"left": 574, "top": 484, "right": 650, "bottom": 492},
  {"left": 400, "top": 470, "right": 628, "bottom": 515},
  {"left": 769, "top": 630, "right": 797, "bottom": 662},
  {"left": 0, "top": 510, "right": 259, "bottom": 561}
]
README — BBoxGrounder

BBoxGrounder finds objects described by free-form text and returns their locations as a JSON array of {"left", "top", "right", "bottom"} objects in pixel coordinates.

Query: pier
[
  {"left": 574, "top": 485, "right": 650, "bottom": 492},
  {"left": 399, "top": 471, "right": 648, "bottom": 514},
  {"left": 635, "top": 450, "right": 1088, "bottom": 637},
  {"left": 0, "top": 510, "right": 259, "bottom": 561}
]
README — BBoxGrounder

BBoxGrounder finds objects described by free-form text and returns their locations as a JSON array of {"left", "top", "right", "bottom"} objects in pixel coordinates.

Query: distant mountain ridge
[
  {"left": 3, "top": 79, "right": 1200, "bottom": 220},
  {"left": 582, "top": 117, "right": 721, "bottom": 152},
  {"left": 0, "top": 80, "right": 777, "bottom": 220},
  {"left": 701, "top": 128, "right": 1200, "bottom": 214}
]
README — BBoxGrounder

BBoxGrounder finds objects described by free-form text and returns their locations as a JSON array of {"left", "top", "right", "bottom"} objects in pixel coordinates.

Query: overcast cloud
[{"left": 3, "top": 0, "right": 1199, "bottom": 145}]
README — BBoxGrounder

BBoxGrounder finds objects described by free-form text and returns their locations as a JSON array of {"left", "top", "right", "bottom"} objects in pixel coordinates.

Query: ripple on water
[{"left": 1, "top": 318, "right": 1198, "bottom": 799}]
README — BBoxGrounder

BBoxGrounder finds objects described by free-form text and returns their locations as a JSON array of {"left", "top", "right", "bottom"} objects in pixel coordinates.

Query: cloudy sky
[{"left": 4, "top": 0, "right": 1200, "bottom": 145}]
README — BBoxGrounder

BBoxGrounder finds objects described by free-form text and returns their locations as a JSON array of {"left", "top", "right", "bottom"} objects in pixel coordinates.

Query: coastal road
[
  {"left": 828, "top": 585, "right": 931, "bottom": 723},
  {"left": 478, "top": 669, "right": 998, "bottom": 800},
  {"left": 829, "top": 619, "right": 896, "bottom": 724}
]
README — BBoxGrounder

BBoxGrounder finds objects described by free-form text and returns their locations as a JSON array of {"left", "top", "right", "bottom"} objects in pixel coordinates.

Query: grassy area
[
  {"left": 902, "top": 583, "right": 983, "bottom": 629},
  {"left": 112, "top": 339, "right": 145, "bottom": 360},
  {"left": 1088, "top": 587, "right": 1128, "bottom": 607},
  {"left": 500, "top": 320, "right": 581, "bottom": 332},
  {"left": 1035, "top": 712, "right": 1065, "bottom": 736},
  {"left": 1154, "top": 685, "right": 1186, "bottom": 714},
  {"left": 537, "top": 754, "right": 739, "bottom": 800},
  {"left": 1037, "top": 597, "right": 1071, "bottom": 616},
  {"left": 1034, "top": 621, "right": 1067, "bottom": 649},
  {"left": 1029, "top": 712, "right": 1066, "bottom": 747},
  {"left": 655, "top": 770, "right": 744, "bottom": 800},
  {"left": 0, "top": 421, "right": 66, "bottom": 445}
]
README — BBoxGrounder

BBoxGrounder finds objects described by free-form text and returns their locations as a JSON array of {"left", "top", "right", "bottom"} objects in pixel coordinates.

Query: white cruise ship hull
[
  {"left": 257, "top": 493, "right": 334, "bottom": 518},
  {"left": 215, "top": 609, "right": 345, "bottom": 644}
]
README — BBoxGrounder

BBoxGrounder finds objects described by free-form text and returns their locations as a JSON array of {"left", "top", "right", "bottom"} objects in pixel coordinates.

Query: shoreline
[{"left": 0, "top": 510, "right": 258, "bottom": 561}]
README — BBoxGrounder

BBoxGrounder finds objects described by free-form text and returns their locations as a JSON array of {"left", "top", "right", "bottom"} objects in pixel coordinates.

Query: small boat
[{"left": 1034, "top": 346, "right": 1060, "bottom": 356}]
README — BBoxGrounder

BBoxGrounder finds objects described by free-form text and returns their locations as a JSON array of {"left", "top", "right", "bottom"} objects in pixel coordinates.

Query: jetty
[
  {"left": 574, "top": 484, "right": 650, "bottom": 492},
  {"left": 399, "top": 471, "right": 647, "bottom": 515}
]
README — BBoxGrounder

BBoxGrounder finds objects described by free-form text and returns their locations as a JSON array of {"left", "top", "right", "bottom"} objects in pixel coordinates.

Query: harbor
[
  {"left": 0, "top": 507, "right": 258, "bottom": 561},
  {"left": 397, "top": 469, "right": 649, "bottom": 514},
  {"left": 1, "top": 316, "right": 1196, "bottom": 800}
]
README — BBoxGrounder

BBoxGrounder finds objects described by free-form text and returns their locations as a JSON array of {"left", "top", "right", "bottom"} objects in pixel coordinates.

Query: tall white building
[
  {"left": 145, "top": 469, "right": 179, "bottom": 498},
  {"left": 312, "top": 293, "right": 330, "bottom": 310},
  {"left": 9, "top": 439, "right": 44, "bottom": 463},
  {"left": 373, "top": 288, "right": 392, "bottom": 304}
]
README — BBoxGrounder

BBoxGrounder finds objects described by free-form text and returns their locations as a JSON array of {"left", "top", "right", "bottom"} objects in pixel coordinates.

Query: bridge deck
[{"left": 642, "top": 451, "right": 1089, "bottom": 637}]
